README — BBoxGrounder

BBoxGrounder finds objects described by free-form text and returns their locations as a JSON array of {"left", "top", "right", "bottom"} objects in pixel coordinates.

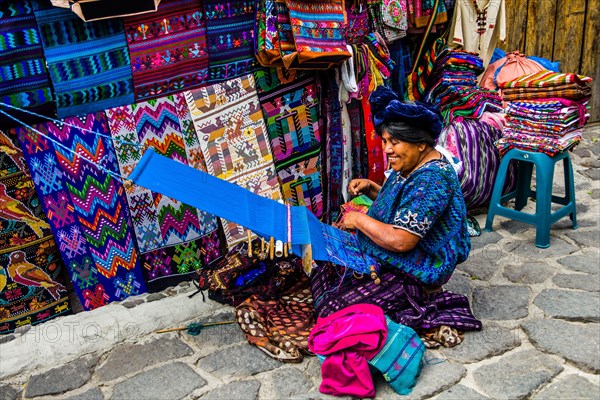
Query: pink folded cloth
[{"left": 308, "top": 303, "right": 387, "bottom": 398}]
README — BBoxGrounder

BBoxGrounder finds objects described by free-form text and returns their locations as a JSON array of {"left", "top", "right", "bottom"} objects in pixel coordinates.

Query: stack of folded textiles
[
  {"left": 496, "top": 71, "right": 593, "bottom": 156},
  {"left": 423, "top": 50, "right": 503, "bottom": 124}
]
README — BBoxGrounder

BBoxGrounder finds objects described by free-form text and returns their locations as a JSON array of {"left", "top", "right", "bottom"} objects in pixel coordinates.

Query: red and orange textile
[
  {"left": 282, "top": 0, "right": 351, "bottom": 69},
  {"left": 123, "top": 0, "right": 209, "bottom": 101},
  {"left": 0, "top": 129, "right": 71, "bottom": 334},
  {"left": 500, "top": 71, "right": 593, "bottom": 101}
]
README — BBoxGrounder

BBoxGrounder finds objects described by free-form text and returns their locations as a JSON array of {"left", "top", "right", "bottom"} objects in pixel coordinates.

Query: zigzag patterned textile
[
  {"left": 33, "top": 5, "right": 134, "bottom": 118},
  {"left": 106, "top": 93, "right": 219, "bottom": 253},
  {"left": 13, "top": 112, "right": 147, "bottom": 310},
  {"left": 0, "top": 129, "right": 71, "bottom": 334},
  {"left": 254, "top": 68, "right": 323, "bottom": 218},
  {"left": 0, "top": 0, "right": 54, "bottom": 129},
  {"left": 184, "top": 74, "right": 282, "bottom": 248},
  {"left": 203, "top": 0, "right": 256, "bottom": 83},
  {"left": 123, "top": 0, "right": 209, "bottom": 101}
]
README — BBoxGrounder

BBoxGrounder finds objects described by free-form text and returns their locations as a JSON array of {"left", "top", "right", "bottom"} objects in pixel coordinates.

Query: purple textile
[{"left": 311, "top": 263, "right": 482, "bottom": 331}]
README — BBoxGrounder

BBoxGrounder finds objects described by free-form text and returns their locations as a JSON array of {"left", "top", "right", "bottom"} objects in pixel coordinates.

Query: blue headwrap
[{"left": 369, "top": 86, "right": 443, "bottom": 139}]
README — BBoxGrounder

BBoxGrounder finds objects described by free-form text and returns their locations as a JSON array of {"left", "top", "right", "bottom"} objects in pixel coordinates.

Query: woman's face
[{"left": 381, "top": 130, "right": 424, "bottom": 175}]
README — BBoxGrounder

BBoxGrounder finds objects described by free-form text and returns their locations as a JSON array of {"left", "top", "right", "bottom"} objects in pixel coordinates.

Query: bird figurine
[
  {"left": 7, "top": 250, "right": 66, "bottom": 301},
  {"left": 0, "top": 182, "right": 50, "bottom": 238}
]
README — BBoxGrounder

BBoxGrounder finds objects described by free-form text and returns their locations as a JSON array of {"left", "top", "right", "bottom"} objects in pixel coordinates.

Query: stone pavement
[{"left": 1, "top": 124, "right": 599, "bottom": 400}]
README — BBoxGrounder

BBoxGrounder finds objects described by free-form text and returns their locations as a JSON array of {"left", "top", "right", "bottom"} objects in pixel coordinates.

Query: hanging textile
[
  {"left": 141, "top": 230, "right": 222, "bottom": 292},
  {"left": 281, "top": 0, "right": 351, "bottom": 69},
  {"left": 343, "top": 1, "right": 369, "bottom": 44},
  {"left": 362, "top": 96, "right": 385, "bottom": 185},
  {"left": 105, "top": 93, "right": 223, "bottom": 290},
  {"left": 106, "top": 93, "right": 219, "bottom": 253},
  {"left": 254, "top": 68, "right": 324, "bottom": 217},
  {"left": 0, "top": 0, "right": 55, "bottom": 129},
  {"left": 0, "top": 129, "right": 71, "bottom": 334},
  {"left": 203, "top": 0, "right": 256, "bottom": 82},
  {"left": 409, "top": 0, "right": 448, "bottom": 28},
  {"left": 255, "top": 0, "right": 285, "bottom": 68},
  {"left": 123, "top": 0, "right": 209, "bottom": 101},
  {"left": 13, "top": 112, "right": 147, "bottom": 310},
  {"left": 33, "top": 4, "right": 134, "bottom": 118},
  {"left": 447, "top": 0, "right": 505, "bottom": 67},
  {"left": 323, "top": 71, "right": 344, "bottom": 224},
  {"left": 184, "top": 73, "right": 282, "bottom": 248}
]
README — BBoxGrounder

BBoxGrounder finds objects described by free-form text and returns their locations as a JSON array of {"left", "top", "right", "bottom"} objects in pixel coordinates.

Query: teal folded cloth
[{"left": 369, "top": 316, "right": 425, "bottom": 395}]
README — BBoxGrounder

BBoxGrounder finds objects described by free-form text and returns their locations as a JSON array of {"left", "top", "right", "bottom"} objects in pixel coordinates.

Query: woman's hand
[
  {"left": 348, "top": 178, "right": 381, "bottom": 201},
  {"left": 348, "top": 179, "right": 371, "bottom": 197},
  {"left": 340, "top": 211, "right": 362, "bottom": 230}
]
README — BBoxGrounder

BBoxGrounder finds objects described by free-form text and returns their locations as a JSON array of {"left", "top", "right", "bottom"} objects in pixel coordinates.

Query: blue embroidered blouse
[{"left": 357, "top": 159, "right": 470, "bottom": 285}]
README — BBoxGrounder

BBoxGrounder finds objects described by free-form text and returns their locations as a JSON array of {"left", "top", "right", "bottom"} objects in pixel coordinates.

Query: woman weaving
[{"left": 311, "top": 86, "right": 481, "bottom": 342}]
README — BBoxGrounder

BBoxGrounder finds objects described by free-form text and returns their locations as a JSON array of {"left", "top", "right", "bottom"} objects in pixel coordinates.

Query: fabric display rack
[{"left": 0, "top": 0, "right": 594, "bottom": 393}]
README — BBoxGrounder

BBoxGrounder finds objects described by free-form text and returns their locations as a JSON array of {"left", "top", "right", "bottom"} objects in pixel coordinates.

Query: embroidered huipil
[
  {"left": 447, "top": 0, "right": 505, "bottom": 67},
  {"left": 358, "top": 159, "right": 470, "bottom": 285}
]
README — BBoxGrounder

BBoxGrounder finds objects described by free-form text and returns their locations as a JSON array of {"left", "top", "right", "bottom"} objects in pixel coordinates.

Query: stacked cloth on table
[
  {"left": 423, "top": 50, "right": 503, "bottom": 124},
  {"left": 499, "top": 70, "right": 593, "bottom": 102},
  {"left": 496, "top": 71, "right": 593, "bottom": 156}
]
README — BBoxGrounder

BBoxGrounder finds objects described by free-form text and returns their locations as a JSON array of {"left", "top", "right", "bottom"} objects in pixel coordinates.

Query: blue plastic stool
[{"left": 484, "top": 148, "right": 578, "bottom": 248}]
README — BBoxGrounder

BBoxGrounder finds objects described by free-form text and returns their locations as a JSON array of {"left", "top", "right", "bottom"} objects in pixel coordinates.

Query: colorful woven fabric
[
  {"left": 106, "top": 93, "right": 219, "bottom": 253},
  {"left": 0, "top": 129, "right": 71, "bottom": 334},
  {"left": 343, "top": 2, "right": 369, "bottom": 44},
  {"left": 14, "top": 112, "right": 146, "bottom": 310},
  {"left": 362, "top": 96, "right": 385, "bottom": 185},
  {"left": 311, "top": 262, "right": 481, "bottom": 330},
  {"left": 500, "top": 70, "right": 593, "bottom": 89},
  {"left": 323, "top": 72, "right": 344, "bottom": 223},
  {"left": 255, "top": 0, "right": 284, "bottom": 67},
  {"left": 282, "top": 0, "right": 351, "bottom": 69},
  {"left": 203, "top": 0, "right": 256, "bottom": 82},
  {"left": 438, "top": 118, "right": 516, "bottom": 209},
  {"left": 33, "top": 5, "right": 134, "bottom": 118},
  {"left": 501, "top": 85, "right": 592, "bottom": 102},
  {"left": 254, "top": 68, "right": 323, "bottom": 217},
  {"left": 140, "top": 230, "right": 222, "bottom": 292},
  {"left": 236, "top": 286, "right": 314, "bottom": 362},
  {"left": 498, "top": 97, "right": 587, "bottom": 156},
  {"left": 123, "top": 0, "right": 209, "bottom": 101},
  {"left": 496, "top": 130, "right": 582, "bottom": 156},
  {"left": 185, "top": 74, "right": 282, "bottom": 248},
  {"left": 0, "top": 0, "right": 54, "bottom": 129}
]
